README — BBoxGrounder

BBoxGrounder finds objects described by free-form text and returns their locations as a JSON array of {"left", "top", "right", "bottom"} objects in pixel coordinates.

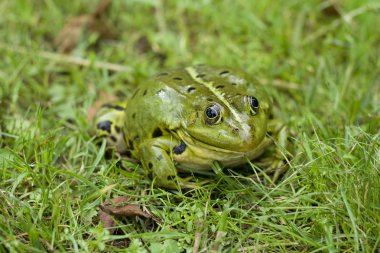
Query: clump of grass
[{"left": 1, "top": 0, "right": 379, "bottom": 252}]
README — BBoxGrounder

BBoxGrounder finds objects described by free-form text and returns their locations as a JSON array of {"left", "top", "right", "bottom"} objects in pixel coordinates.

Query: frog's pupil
[
  {"left": 206, "top": 106, "right": 218, "bottom": 119},
  {"left": 204, "top": 104, "right": 222, "bottom": 125},
  {"left": 250, "top": 97, "right": 259, "bottom": 108},
  {"left": 206, "top": 108, "right": 217, "bottom": 118}
]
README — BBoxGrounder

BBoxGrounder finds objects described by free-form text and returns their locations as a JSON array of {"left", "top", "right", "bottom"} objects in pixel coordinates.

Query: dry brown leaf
[
  {"left": 99, "top": 196, "right": 152, "bottom": 234},
  {"left": 55, "top": 15, "right": 94, "bottom": 53},
  {"left": 99, "top": 206, "right": 117, "bottom": 233},
  {"left": 93, "top": 0, "right": 112, "bottom": 18},
  {"left": 55, "top": 0, "right": 115, "bottom": 53},
  {"left": 321, "top": 0, "right": 342, "bottom": 17}
]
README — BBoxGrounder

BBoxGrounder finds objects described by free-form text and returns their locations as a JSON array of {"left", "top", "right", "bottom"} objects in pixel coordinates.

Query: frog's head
[{"left": 184, "top": 86, "right": 270, "bottom": 152}]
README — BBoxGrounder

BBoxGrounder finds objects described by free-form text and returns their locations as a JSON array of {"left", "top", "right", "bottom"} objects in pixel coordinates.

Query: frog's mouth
[{"left": 176, "top": 129, "right": 261, "bottom": 155}]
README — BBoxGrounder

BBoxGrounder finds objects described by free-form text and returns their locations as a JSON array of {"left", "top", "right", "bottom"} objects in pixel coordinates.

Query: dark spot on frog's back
[
  {"left": 143, "top": 90, "right": 147, "bottom": 96},
  {"left": 187, "top": 87, "right": 196, "bottom": 93},
  {"left": 173, "top": 141, "right": 187, "bottom": 155},
  {"left": 152, "top": 128, "right": 163, "bottom": 138},
  {"left": 219, "top": 70, "right": 229, "bottom": 76},
  {"left": 97, "top": 120, "right": 112, "bottom": 133},
  {"left": 196, "top": 73, "right": 205, "bottom": 78},
  {"left": 216, "top": 85, "right": 225, "bottom": 89},
  {"left": 173, "top": 77, "right": 182, "bottom": 80}
]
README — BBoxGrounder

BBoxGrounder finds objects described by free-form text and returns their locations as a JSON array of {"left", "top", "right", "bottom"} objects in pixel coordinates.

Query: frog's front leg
[
  {"left": 139, "top": 137, "right": 198, "bottom": 189},
  {"left": 269, "top": 123, "right": 291, "bottom": 182},
  {"left": 260, "top": 119, "right": 293, "bottom": 183}
]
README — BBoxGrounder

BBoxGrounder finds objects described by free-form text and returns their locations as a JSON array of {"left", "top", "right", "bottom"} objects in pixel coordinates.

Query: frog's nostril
[{"left": 232, "top": 127, "right": 239, "bottom": 132}]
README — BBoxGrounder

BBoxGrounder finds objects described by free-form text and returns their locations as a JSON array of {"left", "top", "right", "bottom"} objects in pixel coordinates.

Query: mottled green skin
[{"left": 96, "top": 65, "right": 273, "bottom": 188}]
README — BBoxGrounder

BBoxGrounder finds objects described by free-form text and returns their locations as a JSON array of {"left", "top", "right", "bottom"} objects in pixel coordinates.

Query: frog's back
[{"left": 123, "top": 68, "right": 192, "bottom": 146}]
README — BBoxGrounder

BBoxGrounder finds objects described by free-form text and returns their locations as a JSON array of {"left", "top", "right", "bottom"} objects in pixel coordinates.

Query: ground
[{"left": 0, "top": 0, "right": 379, "bottom": 252}]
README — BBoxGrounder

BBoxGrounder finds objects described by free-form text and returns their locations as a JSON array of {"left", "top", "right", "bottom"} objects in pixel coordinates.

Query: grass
[{"left": 1, "top": 0, "right": 379, "bottom": 252}]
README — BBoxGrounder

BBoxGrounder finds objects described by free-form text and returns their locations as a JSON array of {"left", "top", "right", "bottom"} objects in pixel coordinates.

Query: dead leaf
[
  {"left": 100, "top": 196, "right": 151, "bottom": 218},
  {"left": 93, "top": 0, "right": 112, "bottom": 18},
  {"left": 55, "top": 0, "right": 115, "bottom": 53},
  {"left": 99, "top": 206, "right": 117, "bottom": 233},
  {"left": 321, "top": 0, "right": 342, "bottom": 17},
  {"left": 99, "top": 196, "right": 152, "bottom": 234},
  {"left": 55, "top": 15, "right": 94, "bottom": 53}
]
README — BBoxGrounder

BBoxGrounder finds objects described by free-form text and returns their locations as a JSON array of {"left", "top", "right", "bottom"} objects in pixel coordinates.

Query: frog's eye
[
  {"left": 205, "top": 104, "right": 222, "bottom": 125},
  {"left": 248, "top": 96, "right": 259, "bottom": 115}
]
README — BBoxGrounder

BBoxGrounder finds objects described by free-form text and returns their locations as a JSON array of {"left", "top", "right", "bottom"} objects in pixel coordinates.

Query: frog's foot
[
  {"left": 180, "top": 176, "right": 211, "bottom": 189},
  {"left": 146, "top": 159, "right": 203, "bottom": 190},
  {"left": 139, "top": 137, "right": 207, "bottom": 189},
  {"left": 264, "top": 158, "right": 288, "bottom": 183},
  {"left": 269, "top": 124, "right": 293, "bottom": 183},
  {"left": 253, "top": 157, "right": 286, "bottom": 183},
  {"left": 94, "top": 102, "right": 128, "bottom": 153},
  {"left": 254, "top": 124, "right": 293, "bottom": 184}
]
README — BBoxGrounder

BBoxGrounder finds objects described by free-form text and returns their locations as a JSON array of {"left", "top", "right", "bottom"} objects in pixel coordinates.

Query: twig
[
  {"left": 192, "top": 218, "right": 203, "bottom": 253},
  {"left": 211, "top": 230, "right": 227, "bottom": 252},
  {"left": 0, "top": 43, "right": 132, "bottom": 73}
]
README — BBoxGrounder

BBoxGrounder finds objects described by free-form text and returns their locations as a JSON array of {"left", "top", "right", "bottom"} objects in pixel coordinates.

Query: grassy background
[{"left": 1, "top": 0, "right": 380, "bottom": 252}]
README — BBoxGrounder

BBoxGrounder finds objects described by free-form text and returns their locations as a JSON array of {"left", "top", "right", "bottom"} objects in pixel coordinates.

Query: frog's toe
[
  {"left": 180, "top": 177, "right": 211, "bottom": 189},
  {"left": 179, "top": 181, "right": 199, "bottom": 189},
  {"left": 250, "top": 157, "right": 288, "bottom": 184},
  {"left": 268, "top": 160, "right": 287, "bottom": 183}
]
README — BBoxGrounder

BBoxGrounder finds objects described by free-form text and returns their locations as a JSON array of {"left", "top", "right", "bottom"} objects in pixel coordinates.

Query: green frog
[{"left": 95, "top": 65, "right": 288, "bottom": 188}]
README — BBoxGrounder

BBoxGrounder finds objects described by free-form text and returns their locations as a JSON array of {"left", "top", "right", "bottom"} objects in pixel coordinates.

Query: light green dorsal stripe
[{"left": 185, "top": 66, "right": 243, "bottom": 124}]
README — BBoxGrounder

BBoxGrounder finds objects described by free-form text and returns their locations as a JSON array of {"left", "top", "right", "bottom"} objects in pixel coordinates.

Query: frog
[{"left": 95, "top": 65, "right": 289, "bottom": 189}]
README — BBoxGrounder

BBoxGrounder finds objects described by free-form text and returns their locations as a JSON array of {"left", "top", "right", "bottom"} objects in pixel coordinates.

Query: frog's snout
[{"left": 231, "top": 123, "right": 252, "bottom": 143}]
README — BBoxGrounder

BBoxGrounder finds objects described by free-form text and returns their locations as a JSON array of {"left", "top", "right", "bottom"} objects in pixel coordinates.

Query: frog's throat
[{"left": 186, "top": 66, "right": 250, "bottom": 141}]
